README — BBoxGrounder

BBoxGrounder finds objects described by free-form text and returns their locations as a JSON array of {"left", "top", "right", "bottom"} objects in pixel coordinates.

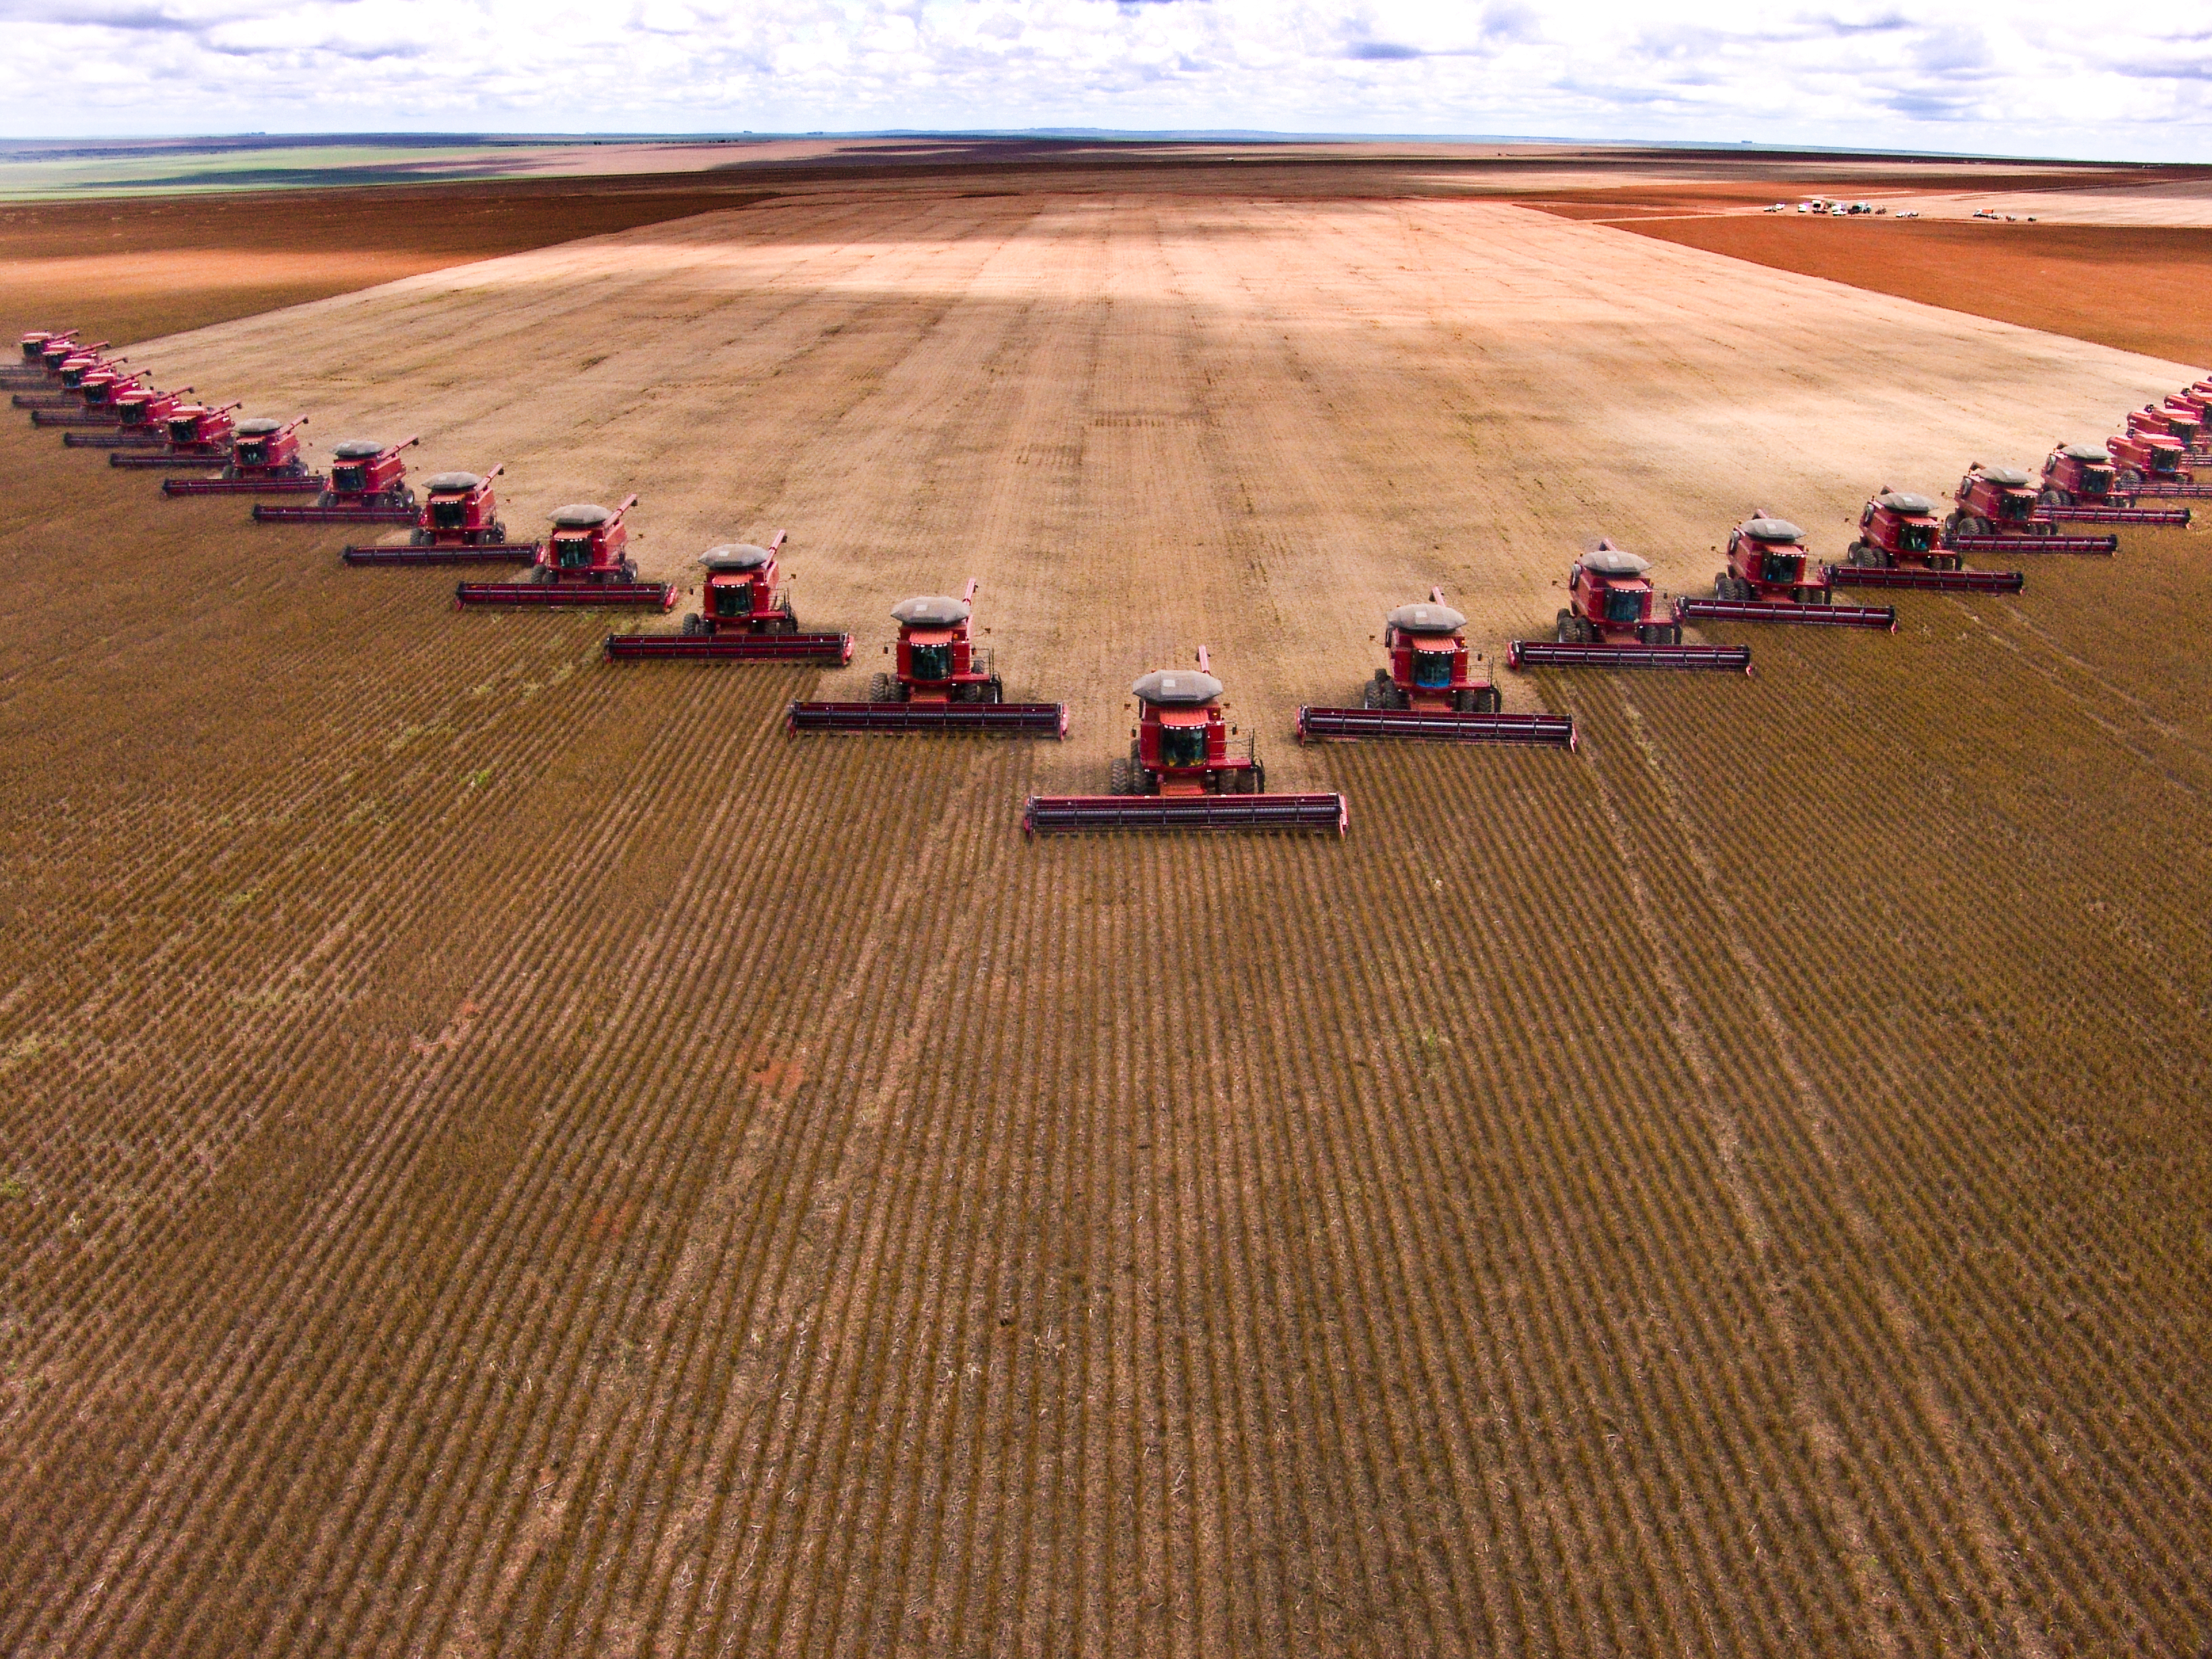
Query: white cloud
[{"left": 3, "top": 0, "right": 2208, "bottom": 160}]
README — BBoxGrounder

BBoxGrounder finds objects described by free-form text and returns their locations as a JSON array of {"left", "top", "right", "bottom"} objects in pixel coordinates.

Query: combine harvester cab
[
  {"left": 1945, "top": 465, "right": 2117, "bottom": 555},
  {"left": 161, "top": 415, "right": 324, "bottom": 495},
  {"left": 787, "top": 578, "right": 1057, "bottom": 729},
  {"left": 1298, "top": 587, "right": 1578, "bottom": 745},
  {"left": 253, "top": 436, "right": 420, "bottom": 524},
  {"left": 14, "top": 345, "right": 119, "bottom": 410},
  {"left": 62, "top": 382, "right": 195, "bottom": 448},
  {"left": 344, "top": 464, "right": 541, "bottom": 564},
  {"left": 1025, "top": 646, "right": 1344, "bottom": 834},
  {"left": 2107, "top": 429, "right": 2210, "bottom": 499},
  {"left": 108, "top": 399, "right": 241, "bottom": 467},
  {"left": 2034, "top": 443, "right": 2192, "bottom": 527},
  {"left": 1829, "top": 489, "right": 2025, "bottom": 594},
  {"left": 1674, "top": 515, "right": 1896, "bottom": 631},
  {"left": 29, "top": 367, "right": 147, "bottom": 426},
  {"left": 454, "top": 495, "right": 673, "bottom": 609},
  {"left": 608, "top": 533, "right": 852, "bottom": 662},
  {"left": 1510, "top": 542, "right": 1751, "bottom": 671}
]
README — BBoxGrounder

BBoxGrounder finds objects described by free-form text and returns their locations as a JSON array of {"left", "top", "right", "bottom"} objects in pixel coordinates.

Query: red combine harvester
[
  {"left": 2106, "top": 429, "right": 2210, "bottom": 498},
  {"left": 1510, "top": 542, "right": 1750, "bottom": 671},
  {"left": 786, "top": 579, "right": 1059, "bottom": 729},
  {"left": 455, "top": 495, "right": 672, "bottom": 609},
  {"left": 609, "top": 534, "right": 852, "bottom": 664},
  {"left": 60, "top": 382, "right": 196, "bottom": 448},
  {"left": 1673, "top": 515, "right": 1896, "bottom": 630},
  {"left": 108, "top": 400, "right": 242, "bottom": 468},
  {"left": 343, "top": 465, "right": 540, "bottom": 564},
  {"left": 1827, "top": 488, "right": 2025, "bottom": 594},
  {"left": 2168, "top": 383, "right": 2212, "bottom": 434},
  {"left": 161, "top": 415, "right": 322, "bottom": 495},
  {"left": 1944, "top": 465, "right": 2117, "bottom": 556},
  {"left": 2033, "top": 443, "right": 2192, "bottom": 526},
  {"left": 2127, "top": 403, "right": 2204, "bottom": 456},
  {"left": 1024, "top": 646, "right": 1345, "bottom": 835},
  {"left": 13, "top": 348, "right": 122, "bottom": 410},
  {"left": 253, "top": 436, "right": 420, "bottom": 524},
  {"left": 28, "top": 367, "right": 147, "bottom": 426},
  {"left": 7, "top": 330, "right": 76, "bottom": 379},
  {"left": 1298, "top": 588, "right": 1577, "bottom": 745},
  {"left": 19, "top": 336, "right": 107, "bottom": 389}
]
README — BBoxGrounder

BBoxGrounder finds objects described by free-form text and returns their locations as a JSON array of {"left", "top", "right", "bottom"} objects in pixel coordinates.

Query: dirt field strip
[{"left": 3, "top": 172, "right": 2210, "bottom": 1656}]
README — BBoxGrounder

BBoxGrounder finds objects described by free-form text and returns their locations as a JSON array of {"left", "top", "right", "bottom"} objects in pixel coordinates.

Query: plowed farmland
[{"left": 3, "top": 170, "right": 2209, "bottom": 1657}]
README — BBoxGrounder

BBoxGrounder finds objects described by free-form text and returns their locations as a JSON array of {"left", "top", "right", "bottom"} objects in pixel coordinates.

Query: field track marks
[
  {"left": 1575, "top": 643, "right": 2212, "bottom": 1651},
  {"left": 1548, "top": 681, "right": 1920, "bottom": 1657},
  {"left": 1574, "top": 675, "right": 2059, "bottom": 1659},
  {"left": 8, "top": 668, "right": 806, "bottom": 1655}
]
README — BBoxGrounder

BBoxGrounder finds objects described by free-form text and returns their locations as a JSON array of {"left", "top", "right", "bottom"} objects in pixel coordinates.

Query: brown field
[
  {"left": 2, "top": 155, "right": 2210, "bottom": 1656},
  {"left": 1599, "top": 216, "right": 2212, "bottom": 368}
]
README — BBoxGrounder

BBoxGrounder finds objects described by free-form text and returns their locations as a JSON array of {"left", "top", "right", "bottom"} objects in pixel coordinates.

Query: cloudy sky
[{"left": 8, "top": 0, "right": 2211, "bottom": 161}]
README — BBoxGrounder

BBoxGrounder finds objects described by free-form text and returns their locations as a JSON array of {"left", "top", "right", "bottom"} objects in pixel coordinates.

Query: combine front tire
[
  {"left": 1108, "top": 758, "right": 1135, "bottom": 796},
  {"left": 867, "top": 671, "right": 898, "bottom": 703}
]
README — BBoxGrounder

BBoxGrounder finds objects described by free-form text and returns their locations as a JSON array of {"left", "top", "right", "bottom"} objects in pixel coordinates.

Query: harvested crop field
[{"left": 3, "top": 163, "right": 2210, "bottom": 1657}]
